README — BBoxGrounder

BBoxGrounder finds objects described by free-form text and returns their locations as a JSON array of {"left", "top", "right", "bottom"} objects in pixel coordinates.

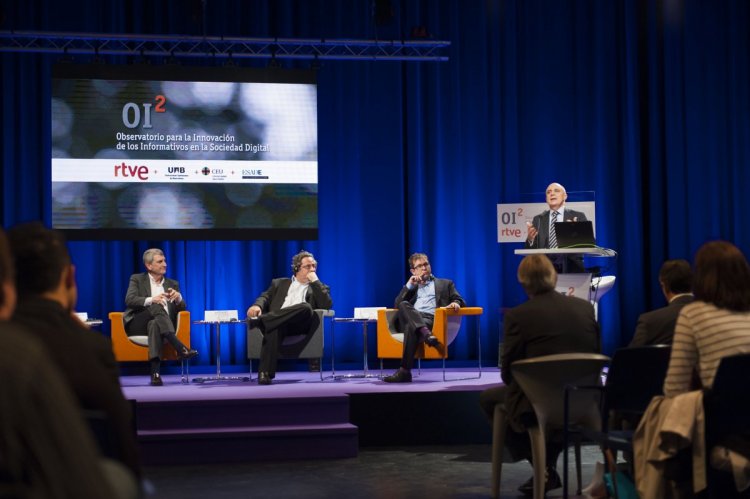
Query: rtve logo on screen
[{"left": 114, "top": 162, "right": 149, "bottom": 180}]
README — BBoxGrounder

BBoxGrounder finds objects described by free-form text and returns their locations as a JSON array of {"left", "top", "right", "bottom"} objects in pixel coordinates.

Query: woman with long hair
[{"left": 663, "top": 240, "right": 750, "bottom": 396}]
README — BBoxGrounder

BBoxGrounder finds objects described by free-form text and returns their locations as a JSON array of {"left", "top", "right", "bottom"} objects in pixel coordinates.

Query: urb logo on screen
[{"left": 114, "top": 162, "right": 149, "bottom": 180}]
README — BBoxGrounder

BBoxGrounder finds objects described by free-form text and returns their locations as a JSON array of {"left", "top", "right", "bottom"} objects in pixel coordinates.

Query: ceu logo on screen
[{"left": 201, "top": 167, "right": 210, "bottom": 176}]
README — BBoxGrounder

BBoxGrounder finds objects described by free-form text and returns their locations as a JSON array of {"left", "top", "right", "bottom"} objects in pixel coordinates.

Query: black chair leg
[{"left": 575, "top": 437, "right": 582, "bottom": 494}]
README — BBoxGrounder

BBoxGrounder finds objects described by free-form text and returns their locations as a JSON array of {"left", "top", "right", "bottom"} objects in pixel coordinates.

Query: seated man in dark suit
[
  {"left": 124, "top": 248, "right": 197, "bottom": 386},
  {"left": 479, "top": 254, "right": 600, "bottom": 495},
  {"left": 383, "top": 252, "right": 466, "bottom": 383},
  {"left": 629, "top": 259, "right": 693, "bottom": 347},
  {"left": 246, "top": 250, "right": 333, "bottom": 385},
  {"left": 8, "top": 222, "right": 142, "bottom": 483}
]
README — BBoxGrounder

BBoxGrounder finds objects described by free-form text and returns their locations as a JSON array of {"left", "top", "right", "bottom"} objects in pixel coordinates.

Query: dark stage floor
[
  {"left": 142, "top": 444, "right": 603, "bottom": 499},
  {"left": 123, "top": 367, "right": 604, "bottom": 497}
]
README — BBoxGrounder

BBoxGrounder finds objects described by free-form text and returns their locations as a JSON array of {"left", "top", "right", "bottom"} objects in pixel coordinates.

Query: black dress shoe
[
  {"left": 383, "top": 370, "right": 412, "bottom": 383},
  {"left": 258, "top": 372, "right": 272, "bottom": 385},
  {"left": 424, "top": 334, "right": 441, "bottom": 347},
  {"left": 177, "top": 348, "right": 199, "bottom": 360},
  {"left": 150, "top": 373, "right": 163, "bottom": 386},
  {"left": 518, "top": 467, "right": 562, "bottom": 495}
]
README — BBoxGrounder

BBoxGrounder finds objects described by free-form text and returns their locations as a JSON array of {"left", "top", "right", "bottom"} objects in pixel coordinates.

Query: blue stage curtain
[{"left": 2, "top": 0, "right": 750, "bottom": 369}]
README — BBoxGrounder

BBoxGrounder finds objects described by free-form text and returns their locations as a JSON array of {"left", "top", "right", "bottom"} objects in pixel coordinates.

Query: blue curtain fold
[{"left": 2, "top": 0, "right": 750, "bottom": 369}]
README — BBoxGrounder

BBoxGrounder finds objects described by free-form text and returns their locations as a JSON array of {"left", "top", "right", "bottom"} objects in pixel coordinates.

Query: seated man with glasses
[
  {"left": 383, "top": 252, "right": 466, "bottom": 383},
  {"left": 246, "top": 250, "right": 333, "bottom": 385}
]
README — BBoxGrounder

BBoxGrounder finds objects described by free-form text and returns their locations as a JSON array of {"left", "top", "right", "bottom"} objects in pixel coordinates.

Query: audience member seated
[
  {"left": 0, "top": 227, "right": 132, "bottom": 498},
  {"left": 629, "top": 259, "right": 694, "bottom": 347},
  {"left": 8, "top": 222, "right": 142, "bottom": 481},
  {"left": 479, "top": 254, "right": 600, "bottom": 495},
  {"left": 635, "top": 241, "right": 750, "bottom": 498},
  {"left": 663, "top": 241, "right": 750, "bottom": 396}
]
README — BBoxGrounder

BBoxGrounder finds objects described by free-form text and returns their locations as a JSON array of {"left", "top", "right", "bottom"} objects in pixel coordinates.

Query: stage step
[
  {"left": 133, "top": 395, "right": 358, "bottom": 465},
  {"left": 138, "top": 423, "right": 358, "bottom": 465}
]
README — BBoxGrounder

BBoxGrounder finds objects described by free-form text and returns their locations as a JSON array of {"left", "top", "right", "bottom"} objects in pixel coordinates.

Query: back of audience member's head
[
  {"left": 659, "top": 259, "right": 693, "bottom": 294},
  {"left": 0, "top": 228, "right": 16, "bottom": 319},
  {"left": 7, "top": 222, "right": 72, "bottom": 298},
  {"left": 693, "top": 240, "right": 750, "bottom": 312},
  {"left": 517, "top": 254, "right": 557, "bottom": 297}
]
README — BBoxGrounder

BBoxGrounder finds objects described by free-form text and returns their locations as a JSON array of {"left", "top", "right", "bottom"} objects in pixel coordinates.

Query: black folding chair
[
  {"left": 564, "top": 345, "right": 671, "bottom": 497},
  {"left": 703, "top": 352, "right": 750, "bottom": 498}
]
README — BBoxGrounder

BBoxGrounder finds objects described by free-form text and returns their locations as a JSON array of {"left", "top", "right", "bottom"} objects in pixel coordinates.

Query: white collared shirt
[
  {"left": 281, "top": 278, "right": 310, "bottom": 309},
  {"left": 669, "top": 293, "right": 694, "bottom": 303},
  {"left": 549, "top": 207, "right": 565, "bottom": 238},
  {"left": 146, "top": 274, "right": 168, "bottom": 312}
]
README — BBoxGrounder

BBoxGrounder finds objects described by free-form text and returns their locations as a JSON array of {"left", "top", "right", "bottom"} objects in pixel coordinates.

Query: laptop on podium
[{"left": 554, "top": 221, "right": 596, "bottom": 248}]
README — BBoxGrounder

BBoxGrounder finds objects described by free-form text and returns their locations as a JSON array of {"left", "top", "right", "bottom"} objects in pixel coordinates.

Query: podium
[{"left": 514, "top": 248, "right": 616, "bottom": 318}]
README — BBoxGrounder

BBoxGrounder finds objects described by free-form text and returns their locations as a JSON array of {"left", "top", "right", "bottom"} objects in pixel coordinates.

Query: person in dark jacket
[
  {"left": 8, "top": 222, "right": 142, "bottom": 482},
  {"left": 383, "top": 253, "right": 466, "bottom": 383},
  {"left": 479, "top": 254, "right": 600, "bottom": 495},
  {"left": 246, "top": 250, "right": 333, "bottom": 385},
  {"left": 629, "top": 259, "right": 693, "bottom": 347}
]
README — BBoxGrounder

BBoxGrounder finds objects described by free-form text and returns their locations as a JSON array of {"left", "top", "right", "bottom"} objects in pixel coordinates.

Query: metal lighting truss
[{"left": 0, "top": 31, "right": 449, "bottom": 62}]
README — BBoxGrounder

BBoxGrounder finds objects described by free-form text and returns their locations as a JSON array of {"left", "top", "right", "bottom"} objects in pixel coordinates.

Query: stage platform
[{"left": 121, "top": 367, "right": 499, "bottom": 465}]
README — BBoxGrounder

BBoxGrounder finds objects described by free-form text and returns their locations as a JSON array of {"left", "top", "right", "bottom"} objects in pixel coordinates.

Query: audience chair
[
  {"left": 376, "top": 306, "right": 483, "bottom": 381},
  {"left": 703, "top": 352, "right": 750, "bottom": 498},
  {"left": 491, "top": 353, "right": 610, "bottom": 499},
  {"left": 570, "top": 344, "right": 671, "bottom": 496},
  {"left": 246, "top": 309, "right": 334, "bottom": 381},
  {"left": 108, "top": 310, "right": 191, "bottom": 382}
]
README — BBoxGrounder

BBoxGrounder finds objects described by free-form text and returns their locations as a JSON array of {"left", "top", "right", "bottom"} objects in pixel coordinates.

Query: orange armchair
[
  {"left": 109, "top": 310, "right": 191, "bottom": 382},
  {"left": 376, "top": 306, "right": 483, "bottom": 380}
]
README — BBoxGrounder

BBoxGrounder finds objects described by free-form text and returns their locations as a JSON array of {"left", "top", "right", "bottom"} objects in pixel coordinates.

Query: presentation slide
[{"left": 51, "top": 64, "right": 318, "bottom": 240}]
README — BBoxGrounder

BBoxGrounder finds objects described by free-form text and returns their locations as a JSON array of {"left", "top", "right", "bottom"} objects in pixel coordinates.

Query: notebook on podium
[{"left": 553, "top": 221, "right": 596, "bottom": 248}]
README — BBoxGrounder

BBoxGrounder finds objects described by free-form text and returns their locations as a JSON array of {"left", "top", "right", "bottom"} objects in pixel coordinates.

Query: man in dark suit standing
[
  {"left": 525, "top": 182, "right": 588, "bottom": 249},
  {"left": 246, "top": 250, "right": 333, "bottom": 385},
  {"left": 479, "top": 254, "right": 599, "bottom": 495},
  {"left": 629, "top": 259, "right": 693, "bottom": 347},
  {"left": 383, "top": 253, "right": 466, "bottom": 383},
  {"left": 124, "top": 248, "right": 196, "bottom": 386},
  {"left": 8, "top": 222, "right": 142, "bottom": 483},
  {"left": 525, "top": 182, "right": 589, "bottom": 273}
]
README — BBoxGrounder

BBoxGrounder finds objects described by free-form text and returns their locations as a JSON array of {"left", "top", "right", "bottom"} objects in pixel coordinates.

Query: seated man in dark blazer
[
  {"left": 246, "top": 250, "right": 333, "bottom": 385},
  {"left": 124, "top": 248, "right": 197, "bottom": 386},
  {"left": 479, "top": 254, "right": 600, "bottom": 495},
  {"left": 629, "top": 259, "right": 693, "bottom": 347},
  {"left": 383, "top": 252, "right": 466, "bottom": 383}
]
